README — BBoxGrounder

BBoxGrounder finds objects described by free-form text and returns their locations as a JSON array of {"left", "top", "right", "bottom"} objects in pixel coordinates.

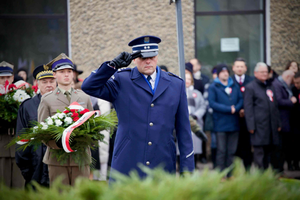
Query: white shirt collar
[
  {"left": 235, "top": 74, "right": 245, "bottom": 83},
  {"left": 144, "top": 70, "right": 157, "bottom": 82}
]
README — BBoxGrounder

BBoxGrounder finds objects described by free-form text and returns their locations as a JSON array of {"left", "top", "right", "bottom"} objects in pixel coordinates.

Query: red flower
[
  {"left": 63, "top": 110, "right": 70, "bottom": 114},
  {"left": 79, "top": 109, "right": 90, "bottom": 115},
  {"left": 32, "top": 85, "right": 38, "bottom": 93},
  {"left": 70, "top": 109, "right": 78, "bottom": 113},
  {"left": 71, "top": 112, "right": 79, "bottom": 118},
  {"left": 73, "top": 117, "right": 79, "bottom": 122}
]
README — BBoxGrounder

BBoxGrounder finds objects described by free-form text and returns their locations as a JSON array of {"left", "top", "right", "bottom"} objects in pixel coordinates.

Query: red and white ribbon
[
  {"left": 62, "top": 102, "right": 101, "bottom": 153},
  {"left": 266, "top": 89, "right": 273, "bottom": 102}
]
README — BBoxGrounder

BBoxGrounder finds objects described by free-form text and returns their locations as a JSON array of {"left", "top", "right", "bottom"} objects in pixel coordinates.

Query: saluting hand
[{"left": 110, "top": 52, "right": 132, "bottom": 69}]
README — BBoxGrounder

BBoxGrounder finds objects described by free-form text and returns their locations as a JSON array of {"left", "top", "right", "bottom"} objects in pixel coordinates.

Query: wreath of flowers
[
  {"left": 10, "top": 102, "right": 118, "bottom": 168},
  {"left": 0, "top": 80, "right": 36, "bottom": 125}
]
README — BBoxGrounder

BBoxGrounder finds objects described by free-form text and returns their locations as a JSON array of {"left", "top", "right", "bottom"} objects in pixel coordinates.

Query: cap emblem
[
  {"left": 144, "top": 37, "right": 150, "bottom": 43},
  {"left": 43, "top": 65, "right": 49, "bottom": 71}
]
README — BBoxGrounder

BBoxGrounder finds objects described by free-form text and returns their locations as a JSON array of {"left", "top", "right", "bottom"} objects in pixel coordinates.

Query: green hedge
[{"left": 1, "top": 160, "right": 300, "bottom": 200}]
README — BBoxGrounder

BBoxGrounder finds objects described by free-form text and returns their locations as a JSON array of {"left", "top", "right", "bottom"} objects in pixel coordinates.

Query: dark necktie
[
  {"left": 147, "top": 75, "right": 152, "bottom": 83},
  {"left": 239, "top": 77, "right": 243, "bottom": 85},
  {"left": 65, "top": 91, "right": 71, "bottom": 102}
]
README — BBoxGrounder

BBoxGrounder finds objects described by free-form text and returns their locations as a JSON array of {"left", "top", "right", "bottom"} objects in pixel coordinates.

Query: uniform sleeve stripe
[{"left": 186, "top": 150, "right": 194, "bottom": 158}]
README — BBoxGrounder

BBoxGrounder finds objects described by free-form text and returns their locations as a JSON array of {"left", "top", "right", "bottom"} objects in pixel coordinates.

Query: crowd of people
[
  {"left": 183, "top": 58, "right": 300, "bottom": 176},
  {"left": 0, "top": 35, "right": 299, "bottom": 189}
]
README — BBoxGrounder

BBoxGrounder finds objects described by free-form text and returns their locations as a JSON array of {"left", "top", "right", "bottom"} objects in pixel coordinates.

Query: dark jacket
[
  {"left": 232, "top": 75, "right": 254, "bottom": 97},
  {"left": 208, "top": 77, "right": 243, "bottom": 132},
  {"left": 194, "top": 73, "right": 210, "bottom": 94},
  {"left": 272, "top": 78, "right": 294, "bottom": 132},
  {"left": 291, "top": 87, "right": 300, "bottom": 134},
  {"left": 15, "top": 94, "right": 49, "bottom": 186},
  {"left": 82, "top": 63, "right": 194, "bottom": 178},
  {"left": 244, "top": 78, "right": 281, "bottom": 146}
]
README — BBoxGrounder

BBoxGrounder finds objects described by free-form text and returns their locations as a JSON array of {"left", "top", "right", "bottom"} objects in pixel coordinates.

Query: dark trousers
[
  {"left": 253, "top": 145, "right": 275, "bottom": 170},
  {"left": 282, "top": 132, "right": 300, "bottom": 168},
  {"left": 216, "top": 131, "right": 239, "bottom": 171},
  {"left": 235, "top": 119, "right": 253, "bottom": 169}
]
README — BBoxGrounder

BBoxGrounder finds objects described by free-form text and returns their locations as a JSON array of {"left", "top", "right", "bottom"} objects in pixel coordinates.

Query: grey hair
[{"left": 254, "top": 62, "right": 267, "bottom": 72}]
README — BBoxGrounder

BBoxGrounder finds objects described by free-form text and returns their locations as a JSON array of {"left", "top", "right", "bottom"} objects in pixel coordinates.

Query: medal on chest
[
  {"left": 225, "top": 87, "right": 232, "bottom": 95},
  {"left": 266, "top": 89, "right": 274, "bottom": 102}
]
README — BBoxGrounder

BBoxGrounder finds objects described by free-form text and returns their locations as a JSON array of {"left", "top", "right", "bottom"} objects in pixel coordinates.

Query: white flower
[
  {"left": 41, "top": 124, "right": 48, "bottom": 130},
  {"left": 51, "top": 114, "right": 58, "bottom": 119},
  {"left": 55, "top": 119, "right": 63, "bottom": 127},
  {"left": 46, "top": 117, "right": 54, "bottom": 125},
  {"left": 40, "top": 122, "right": 46, "bottom": 126},
  {"left": 58, "top": 113, "right": 66, "bottom": 119},
  {"left": 33, "top": 126, "right": 38, "bottom": 133},
  {"left": 18, "top": 94, "right": 30, "bottom": 102},
  {"left": 64, "top": 117, "right": 73, "bottom": 125}
]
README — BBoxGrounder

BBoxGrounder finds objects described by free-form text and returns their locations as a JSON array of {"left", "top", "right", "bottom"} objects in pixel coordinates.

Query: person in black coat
[
  {"left": 15, "top": 65, "right": 56, "bottom": 188},
  {"left": 231, "top": 58, "right": 254, "bottom": 170},
  {"left": 244, "top": 62, "right": 281, "bottom": 170},
  {"left": 272, "top": 70, "right": 297, "bottom": 171},
  {"left": 290, "top": 72, "right": 300, "bottom": 170}
]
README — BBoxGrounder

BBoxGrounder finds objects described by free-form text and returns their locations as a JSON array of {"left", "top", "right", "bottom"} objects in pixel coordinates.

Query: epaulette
[
  {"left": 117, "top": 67, "right": 132, "bottom": 73},
  {"left": 168, "top": 72, "right": 182, "bottom": 80}
]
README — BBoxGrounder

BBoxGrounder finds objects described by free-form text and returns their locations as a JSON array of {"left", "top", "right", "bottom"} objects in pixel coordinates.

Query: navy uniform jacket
[
  {"left": 15, "top": 94, "right": 49, "bottom": 186},
  {"left": 82, "top": 62, "right": 194, "bottom": 177}
]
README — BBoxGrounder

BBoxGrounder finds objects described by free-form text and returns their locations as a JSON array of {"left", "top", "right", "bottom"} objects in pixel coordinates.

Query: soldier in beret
[
  {"left": 15, "top": 64, "right": 56, "bottom": 188},
  {"left": 0, "top": 61, "right": 24, "bottom": 188},
  {"left": 38, "top": 53, "right": 93, "bottom": 186},
  {"left": 82, "top": 35, "right": 195, "bottom": 179}
]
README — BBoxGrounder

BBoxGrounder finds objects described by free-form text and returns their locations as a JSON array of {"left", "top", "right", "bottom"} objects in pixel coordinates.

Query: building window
[
  {"left": 0, "top": 0, "right": 68, "bottom": 83},
  {"left": 195, "top": 0, "right": 265, "bottom": 75}
]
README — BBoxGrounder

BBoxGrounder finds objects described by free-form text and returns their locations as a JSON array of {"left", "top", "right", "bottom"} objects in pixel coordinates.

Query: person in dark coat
[
  {"left": 82, "top": 35, "right": 194, "bottom": 179},
  {"left": 289, "top": 71, "right": 300, "bottom": 170},
  {"left": 208, "top": 64, "right": 243, "bottom": 173},
  {"left": 244, "top": 62, "right": 281, "bottom": 170},
  {"left": 16, "top": 65, "right": 56, "bottom": 188},
  {"left": 272, "top": 70, "right": 296, "bottom": 172},
  {"left": 231, "top": 58, "right": 254, "bottom": 170}
]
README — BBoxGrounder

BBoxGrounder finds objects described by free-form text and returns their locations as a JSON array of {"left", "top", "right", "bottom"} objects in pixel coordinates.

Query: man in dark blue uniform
[
  {"left": 82, "top": 35, "right": 194, "bottom": 178},
  {"left": 15, "top": 64, "right": 56, "bottom": 187}
]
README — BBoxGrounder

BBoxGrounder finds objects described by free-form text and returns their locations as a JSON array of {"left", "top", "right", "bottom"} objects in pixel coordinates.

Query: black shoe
[{"left": 200, "top": 157, "right": 207, "bottom": 164}]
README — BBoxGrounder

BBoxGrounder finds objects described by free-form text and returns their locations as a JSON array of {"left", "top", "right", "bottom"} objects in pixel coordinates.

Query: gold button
[
  {"left": 151, "top": 103, "right": 154, "bottom": 107},
  {"left": 149, "top": 122, "right": 153, "bottom": 126},
  {"left": 148, "top": 142, "right": 152, "bottom": 146},
  {"left": 146, "top": 161, "right": 150, "bottom": 165}
]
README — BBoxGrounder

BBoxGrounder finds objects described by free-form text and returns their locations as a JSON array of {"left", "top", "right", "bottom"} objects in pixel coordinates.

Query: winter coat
[
  {"left": 244, "top": 78, "right": 281, "bottom": 145},
  {"left": 272, "top": 77, "right": 294, "bottom": 133},
  {"left": 82, "top": 62, "right": 194, "bottom": 178},
  {"left": 208, "top": 77, "right": 243, "bottom": 132}
]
